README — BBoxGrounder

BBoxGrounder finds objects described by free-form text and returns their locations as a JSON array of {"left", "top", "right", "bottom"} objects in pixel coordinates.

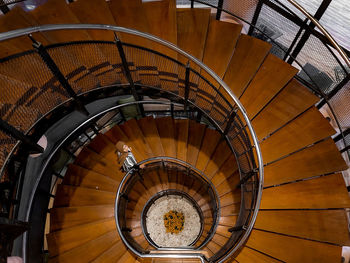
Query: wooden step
[
  {"left": 68, "top": 0, "right": 117, "bottom": 41},
  {"left": 251, "top": 79, "right": 319, "bottom": 140},
  {"left": 205, "top": 240, "right": 221, "bottom": 256},
  {"left": 53, "top": 185, "right": 115, "bottom": 207},
  {"left": 261, "top": 173, "right": 350, "bottom": 209},
  {"left": 223, "top": 34, "right": 271, "bottom": 97},
  {"left": 142, "top": 0, "right": 177, "bottom": 59},
  {"left": 138, "top": 116, "right": 165, "bottom": 156},
  {"left": 0, "top": 6, "right": 50, "bottom": 58},
  {"left": 90, "top": 240, "right": 127, "bottom": 262},
  {"left": 204, "top": 140, "right": 232, "bottom": 179},
  {"left": 28, "top": 0, "right": 91, "bottom": 42},
  {"left": 195, "top": 128, "right": 221, "bottom": 171},
  {"left": 176, "top": 8, "right": 211, "bottom": 69},
  {"left": 74, "top": 148, "right": 121, "bottom": 180},
  {"left": 218, "top": 215, "right": 238, "bottom": 227},
  {"left": 175, "top": 119, "right": 189, "bottom": 161},
  {"left": 202, "top": 20, "right": 242, "bottom": 78},
  {"left": 255, "top": 209, "right": 350, "bottom": 246},
  {"left": 120, "top": 118, "right": 154, "bottom": 159},
  {"left": 260, "top": 106, "right": 336, "bottom": 164},
  {"left": 220, "top": 203, "right": 240, "bottom": 217},
  {"left": 211, "top": 156, "right": 239, "bottom": 187},
  {"left": 47, "top": 218, "right": 115, "bottom": 257},
  {"left": 155, "top": 117, "right": 176, "bottom": 158},
  {"left": 234, "top": 246, "right": 281, "bottom": 263},
  {"left": 117, "top": 249, "right": 137, "bottom": 263},
  {"left": 87, "top": 134, "right": 118, "bottom": 162},
  {"left": 240, "top": 54, "right": 298, "bottom": 119},
  {"left": 50, "top": 205, "right": 114, "bottom": 232},
  {"left": 186, "top": 121, "right": 206, "bottom": 166},
  {"left": 49, "top": 230, "right": 119, "bottom": 263},
  {"left": 264, "top": 138, "right": 347, "bottom": 187},
  {"left": 63, "top": 164, "right": 120, "bottom": 192},
  {"left": 246, "top": 229, "right": 342, "bottom": 263},
  {"left": 219, "top": 190, "right": 241, "bottom": 208}
]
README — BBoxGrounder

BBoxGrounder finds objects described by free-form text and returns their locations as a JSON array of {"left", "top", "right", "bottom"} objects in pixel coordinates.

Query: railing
[
  {"left": 0, "top": 25, "right": 263, "bottom": 262},
  {"left": 115, "top": 157, "right": 221, "bottom": 259}
]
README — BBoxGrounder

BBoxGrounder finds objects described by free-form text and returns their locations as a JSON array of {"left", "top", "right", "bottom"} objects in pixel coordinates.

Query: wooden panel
[
  {"left": 260, "top": 107, "right": 336, "bottom": 164},
  {"left": 219, "top": 190, "right": 241, "bottom": 207},
  {"left": 155, "top": 117, "right": 177, "bottom": 157},
  {"left": 246, "top": 229, "right": 342, "bottom": 263},
  {"left": 175, "top": 119, "right": 189, "bottom": 161},
  {"left": 63, "top": 164, "right": 120, "bottom": 191},
  {"left": 220, "top": 203, "right": 240, "bottom": 216},
  {"left": 240, "top": 54, "right": 298, "bottom": 119},
  {"left": 252, "top": 79, "right": 319, "bottom": 140},
  {"left": 50, "top": 205, "right": 114, "bottom": 232},
  {"left": 202, "top": 20, "right": 242, "bottom": 77},
  {"left": 138, "top": 116, "right": 165, "bottom": 156},
  {"left": 261, "top": 173, "right": 350, "bottom": 209},
  {"left": 264, "top": 138, "right": 348, "bottom": 186},
  {"left": 204, "top": 140, "right": 232, "bottom": 178},
  {"left": 121, "top": 119, "right": 153, "bottom": 159},
  {"left": 117, "top": 249, "right": 137, "bottom": 263},
  {"left": 143, "top": 0, "right": 177, "bottom": 58},
  {"left": 219, "top": 215, "right": 238, "bottom": 227},
  {"left": 223, "top": 35, "right": 271, "bottom": 97},
  {"left": 47, "top": 218, "right": 115, "bottom": 257},
  {"left": 104, "top": 124, "right": 129, "bottom": 143},
  {"left": 54, "top": 185, "right": 115, "bottom": 207},
  {"left": 176, "top": 8, "right": 211, "bottom": 66},
  {"left": 235, "top": 246, "right": 281, "bottom": 263},
  {"left": 205, "top": 240, "right": 222, "bottom": 254},
  {"left": 50, "top": 230, "right": 119, "bottom": 263},
  {"left": 29, "top": 0, "right": 91, "bottom": 42},
  {"left": 255, "top": 209, "right": 350, "bottom": 246},
  {"left": 195, "top": 128, "right": 221, "bottom": 171},
  {"left": 187, "top": 122, "right": 206, "bottom": 166},
  {"left": 211, "top": 155, "right": 238, "bottom": 187},
  {"left": 68, "top": 0, "right": 117, "bottom": 41},
  {"left": 74, "top": 148, "right": 120, "bottom": 180},
  {"left": 90, "top": 240, "right": 127, "bottom": 263}
]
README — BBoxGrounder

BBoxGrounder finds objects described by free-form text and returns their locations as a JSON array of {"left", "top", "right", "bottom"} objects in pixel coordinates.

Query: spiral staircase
[{"left": 0, "top": 0, "right": 350, "bottom": 262}]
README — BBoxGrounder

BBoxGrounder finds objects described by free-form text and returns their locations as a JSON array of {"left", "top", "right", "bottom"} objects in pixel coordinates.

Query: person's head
[{"left": 116, "top": 141, "right": 130, "bottom": 153}]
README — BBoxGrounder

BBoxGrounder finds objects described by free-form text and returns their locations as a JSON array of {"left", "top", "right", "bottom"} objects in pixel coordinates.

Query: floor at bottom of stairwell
[{"left": 146, "top": 195, "right": 201, "bottom": 247}]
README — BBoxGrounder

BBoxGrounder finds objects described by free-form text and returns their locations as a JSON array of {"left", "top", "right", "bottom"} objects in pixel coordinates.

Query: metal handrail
[
  {"left": 285, "top": 0, "right": 350, "bottom": 68},
  {"left": 0, "top": 25, "right": 263, "bottom": 262}
]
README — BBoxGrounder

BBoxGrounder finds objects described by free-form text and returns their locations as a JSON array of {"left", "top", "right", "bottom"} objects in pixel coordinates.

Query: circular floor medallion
[{"left": 145, "top": 195, "right": 201, "bottom": 247}]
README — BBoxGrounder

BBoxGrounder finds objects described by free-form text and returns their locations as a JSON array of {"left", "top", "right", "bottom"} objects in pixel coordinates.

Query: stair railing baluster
[{"left": 184, "top": 62, "right": 191, "bottom": 112}]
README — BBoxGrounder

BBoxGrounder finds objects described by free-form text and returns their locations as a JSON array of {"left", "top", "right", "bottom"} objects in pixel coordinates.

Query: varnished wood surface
[{"left": 234, "top": 246, "right": 281, "bottom": 263}]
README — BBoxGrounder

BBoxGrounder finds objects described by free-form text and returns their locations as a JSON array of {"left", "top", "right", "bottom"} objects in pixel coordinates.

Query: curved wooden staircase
[{"left": 0, "top": 0, "right": 349, "bottom": 262}]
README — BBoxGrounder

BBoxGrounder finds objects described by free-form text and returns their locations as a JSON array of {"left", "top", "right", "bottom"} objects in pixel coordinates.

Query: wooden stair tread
[
  {"left": 138, "top": 116, "right": 165, "bottom": 156},
  {"left": 176, "top": 8, "right": 211, "bottom": 68},
  {"left": 49, "top": 230, "right": 119, "bottom": 263},
  {"left": 240, "top": 54, "right": 299, "bottom": 119},
  {"left": 255, "top": 209, "right": 350, "bottom": 246},
  {"left": 50, "top": 205, "right": 114, "bottom": 232},
  {"left": 211, "top": 156, "right": 239, "bottom": 187},
  {"left": 187, "top": 121, "right": 206, "bottom": 166},
  {"left": 47, "top": 218, "right": 115, "bottom": 257},
  {"left": 90, "top": 240, "right": 127, "bottom": 262},
  {"left": 68, "top": 0, "right": 117, "bottom": 41},
  {"left": 87, "top": 134, "right": 118, "bottom": 162},
  {"left": 195, "top": 128, "right": 221, "bottom": 171},
  {"left": 155, "top": 117, "right": 177, "bottom": 158},
  {"left": 261, "top": 173, "right": 350, "bottom": 209},
  {"left": 223, "top": 34, "right": 271, "bottom": 97},
  {"left": 264, "top": 138, "right": 348, "bottom": 186},
  {"left": 204, "top": 140, "right": 232, "bottom": 178},
  {"left": 175, "top": 119, "right": 189, "bottom": 161},
  {"left": 203, "top": 20, "right": 242, "bottom": 78},
  {"left": 246, "top": 229, "right": 342, "bottom": 263},
  {"left": 53, "top": 184, "right": 115, "bottom": 207},
  {"left": 234, "top": 246, "right": 282, "bottom": 263},
  {"left": 260, "top": 106, "right": 336, "bottom": 164},
  {"left": 252, "top": 79, "right": 319, "bottom": 140}
]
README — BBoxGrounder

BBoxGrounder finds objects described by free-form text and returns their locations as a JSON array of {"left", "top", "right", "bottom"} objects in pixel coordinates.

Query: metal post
[
  {"left": 237, "top": 169, "right": 258, "bottom": 188},
  {"left": 248, "top": 0, "right": 264, "bottom": 36},
  {"left": 190, "top": 0, "right": 194, "bottom": 8},
  {"left": 216, "top": 0, "right": 224, "bottom": 20},
  {"left": 184, "top": 62, "right": 191, "bottom": 112},
  {"left": 224, "top": 108, "right": 238, "bottom": 135},
  {"left": 114, "top": 34, "right": 145, "bottom": 117},
  {"left": 0, "top": 119, "right": 43, "bottom": 154},
  {"left": 0, "top": 0, "right": 10, "bottom": 14},
  {"left": 28, "top": 35, "right": 89, "bottom": 116}
]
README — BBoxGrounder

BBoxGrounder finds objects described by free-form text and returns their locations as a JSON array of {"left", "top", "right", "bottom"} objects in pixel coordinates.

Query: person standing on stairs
[{"left": 116, "top": 141, "right": 138, "bottom": 172}]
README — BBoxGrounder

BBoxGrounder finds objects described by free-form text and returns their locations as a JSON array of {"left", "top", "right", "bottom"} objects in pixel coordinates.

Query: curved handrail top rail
[
  {"left": 285, "top": 0, "right": 350, "bottom": 68},
  {"left": 2, "top": 24, "right": 263, "bottom": 261}
]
